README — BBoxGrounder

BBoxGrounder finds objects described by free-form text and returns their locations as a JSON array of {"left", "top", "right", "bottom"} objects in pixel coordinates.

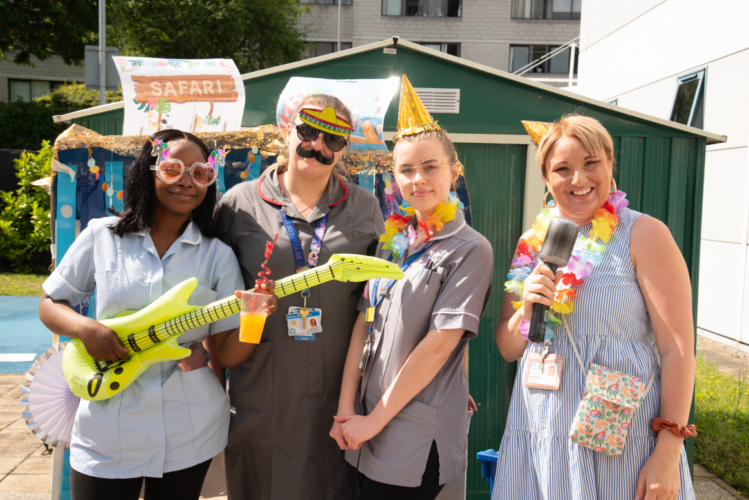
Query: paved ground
[
  {"left": 697, "top": 332, "right": 749, "bottom": 381},
  {"left": 1, "top": 334, "right": 746, "bottom": 499}
]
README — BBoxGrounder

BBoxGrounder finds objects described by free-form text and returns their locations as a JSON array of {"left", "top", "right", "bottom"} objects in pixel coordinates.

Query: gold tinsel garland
[{"left": 52, "top": 124, "right": 398, "bottom": 176}]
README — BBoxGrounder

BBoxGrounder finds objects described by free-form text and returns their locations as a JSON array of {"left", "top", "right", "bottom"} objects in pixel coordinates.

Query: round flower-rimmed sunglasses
[
  {"left": 150, "top": 158, "right": 217, "bottom": 188},
  {"left": 294, "top": 123, "right": 349, "bottom": 152}
]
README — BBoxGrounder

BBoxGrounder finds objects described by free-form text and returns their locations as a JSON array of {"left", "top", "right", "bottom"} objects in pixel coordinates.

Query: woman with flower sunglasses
[{"left": 39, "top": 129, "right": 277, "bottom": 500}]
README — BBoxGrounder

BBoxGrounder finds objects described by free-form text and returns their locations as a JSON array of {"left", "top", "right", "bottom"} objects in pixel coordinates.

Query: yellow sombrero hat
[
  {"left": 299, "top": 106, "right": 354, "bottom": 137},
  {"left": 521, "top": 120, "right": 554, "bottom": 147}
]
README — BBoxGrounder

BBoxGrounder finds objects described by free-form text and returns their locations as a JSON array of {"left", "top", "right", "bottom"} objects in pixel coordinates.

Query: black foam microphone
[{"left": 527, "top": 217, "right": 580, "bottom": 343}]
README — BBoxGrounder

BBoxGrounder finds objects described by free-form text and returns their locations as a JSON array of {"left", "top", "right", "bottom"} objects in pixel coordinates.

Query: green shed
[{"left": 54, "top": 38, "right": 726, "bottom": 499}]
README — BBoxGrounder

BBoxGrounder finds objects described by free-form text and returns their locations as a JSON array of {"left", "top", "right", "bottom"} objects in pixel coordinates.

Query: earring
[
  {"left": 610, "top": 178, "right": 618, "bottom": 194},
  {"left": 542, "top": 189, "right": 557, "bottom": 209}
]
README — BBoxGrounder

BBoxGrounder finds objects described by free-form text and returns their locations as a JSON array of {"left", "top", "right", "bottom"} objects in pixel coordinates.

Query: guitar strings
[{"left": 122, "top": 261, "right": 391, "bottom": 352}]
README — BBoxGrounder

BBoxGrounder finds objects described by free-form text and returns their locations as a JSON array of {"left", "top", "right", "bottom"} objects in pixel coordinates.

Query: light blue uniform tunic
[
  {"left": 493, "top": 208, "right": 695, "bottom": 500},
  {"left": 43, "top": 217, "right": 244, "bottom": 479}
]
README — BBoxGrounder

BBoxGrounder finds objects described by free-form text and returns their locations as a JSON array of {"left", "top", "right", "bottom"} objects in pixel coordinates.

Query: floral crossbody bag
[{"left": 564, "top": 318, "right": 659, "bottom": 456}]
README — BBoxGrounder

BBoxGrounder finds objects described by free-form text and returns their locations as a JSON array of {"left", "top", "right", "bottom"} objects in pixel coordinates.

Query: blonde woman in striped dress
[{"left": 493, "top": 115, "right": 696, "bottom": 499}]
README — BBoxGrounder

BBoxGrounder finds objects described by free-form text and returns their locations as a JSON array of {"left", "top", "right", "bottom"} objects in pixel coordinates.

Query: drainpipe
[
  {"left": 568, "top": 43, "right": 576, "bottom": 88},
  {"left": 99, "top": 0, "right": 106, "bottom": 106}
]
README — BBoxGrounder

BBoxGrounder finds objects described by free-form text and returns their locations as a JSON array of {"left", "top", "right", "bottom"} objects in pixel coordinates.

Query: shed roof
[{"left": 54, "top": 37, "right": 726, "bottom": 145}]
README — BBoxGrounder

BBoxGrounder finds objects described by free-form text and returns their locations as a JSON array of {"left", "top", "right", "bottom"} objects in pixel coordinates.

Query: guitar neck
[
  {"left": 274, "top": 262, "right": 338, "bottom": 299},
  {"left": 141, "top": 262, "right": 340, "bottom": 348}
]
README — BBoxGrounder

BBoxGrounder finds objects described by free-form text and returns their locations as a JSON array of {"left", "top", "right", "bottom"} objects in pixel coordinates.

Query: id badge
[
  {"left": 522, "top": 353, "right": 564, "bottom": 390},
  {"left": 287, "top": 307, "right": 322, "bottom": 341}
]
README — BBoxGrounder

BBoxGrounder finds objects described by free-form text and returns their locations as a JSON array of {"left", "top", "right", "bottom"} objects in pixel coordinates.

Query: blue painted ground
[{"left": 0, "top": 296, "right": 52, "bottom": 374}]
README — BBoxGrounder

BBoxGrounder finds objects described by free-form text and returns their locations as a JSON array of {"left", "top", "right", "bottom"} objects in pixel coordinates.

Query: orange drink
[
  {"left": 239, "top": 313, "right": 267, "bottom": 344},
  {"left": 239, "top": 291, "right": 272, "bottom": 344}
]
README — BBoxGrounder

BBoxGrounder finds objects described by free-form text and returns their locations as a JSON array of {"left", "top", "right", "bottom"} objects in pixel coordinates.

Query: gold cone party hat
[
  {"left": 521, "top": 120, "right": 554, "bottom": 147},
  {"left": 392, "top": 75, "right": 443, "bottom": 142}
]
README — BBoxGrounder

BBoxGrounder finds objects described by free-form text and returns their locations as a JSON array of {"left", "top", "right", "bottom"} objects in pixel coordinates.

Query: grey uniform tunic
[
  {"left": 213, "top": 169, "right": 384, "bottom": 500},
  {"left": 345, "top": 208, "right": 494, "bottom": 487}
]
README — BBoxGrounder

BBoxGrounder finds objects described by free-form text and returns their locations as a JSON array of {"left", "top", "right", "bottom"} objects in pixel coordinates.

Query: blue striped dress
[{"left": 492, "top": 208, "right": 695, "bottom": 500}]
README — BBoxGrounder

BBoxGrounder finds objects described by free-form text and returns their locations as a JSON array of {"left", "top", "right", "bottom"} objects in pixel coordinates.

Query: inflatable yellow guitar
[{"left": 63, "top": 254, "right": 403, "bottom": 401}]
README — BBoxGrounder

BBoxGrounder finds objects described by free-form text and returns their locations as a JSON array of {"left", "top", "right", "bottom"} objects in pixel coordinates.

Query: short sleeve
[
  {"left": 430, "top": 238, "right": 494, "bottom": 339},
  {"left": 42, "top": 223, "right": 97, "bottom": 307},
  {"left": 208, "top": 243, "right": 245, "bottom": 335}
]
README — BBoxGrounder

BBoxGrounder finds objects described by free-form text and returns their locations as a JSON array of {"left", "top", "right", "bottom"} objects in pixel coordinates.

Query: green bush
[
  {"left": 0, "top": 83, "right": 123, "bottom": 150},
  {"left": 0, "top": 142, "right": 52, "bottom": 273},
  {"left": 36, "top": 82, "right": 122, "bottom": 109}
]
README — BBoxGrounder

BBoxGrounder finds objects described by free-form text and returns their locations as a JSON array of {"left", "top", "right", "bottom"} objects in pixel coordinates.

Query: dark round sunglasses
[{"left": 295, "top": 123, "right": 349, "bottom": 152}]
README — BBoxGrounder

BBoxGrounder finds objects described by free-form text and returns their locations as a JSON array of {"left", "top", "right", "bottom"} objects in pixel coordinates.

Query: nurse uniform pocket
[{"left": 227, "top": 340, "right": 273, "bottom": 448}]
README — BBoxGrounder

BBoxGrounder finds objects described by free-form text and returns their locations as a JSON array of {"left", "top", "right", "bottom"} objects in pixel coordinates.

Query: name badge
[
  {"left": 523, "top": 353, "right": 564, "bottom": 390},
  {"left": 287, "top": 307, "right": 322, "bottom": 341}
]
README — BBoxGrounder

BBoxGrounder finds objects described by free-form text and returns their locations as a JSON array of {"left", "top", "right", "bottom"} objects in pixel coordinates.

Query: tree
[
  {"left": 0, "top": 0, "right": 98, "bottom": 65},
  {"left": 108, "top": 0, "right": 309, "bottom": 74}
]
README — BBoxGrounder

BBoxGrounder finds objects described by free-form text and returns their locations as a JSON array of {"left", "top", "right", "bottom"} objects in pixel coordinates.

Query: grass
[
  {"left": 695, "top": 354, "right": 749, "bottom": 496},
  {"left": 0, "top": 272, "right": 48, "bottom": 296}
]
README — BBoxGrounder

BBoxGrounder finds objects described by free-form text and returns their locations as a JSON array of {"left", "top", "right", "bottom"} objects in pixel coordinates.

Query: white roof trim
[
  {"left": 53, "top": 101, "right": 124, "bottom": 123},
  {"left": 53, "top": 37, "right": 726, "bottom": 144},
  {"left": 383, "top": 132, "right": 531, "bottom": 145}
]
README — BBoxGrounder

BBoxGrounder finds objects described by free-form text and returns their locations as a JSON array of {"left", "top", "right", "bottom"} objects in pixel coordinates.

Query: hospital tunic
[
  {"left": 213, "top": 169, "right": 384, "bottom": 500},
  {"left": 42, "top": 217, "right": 243, "bottom": 479},
  {"left": 345, "top": 208, "right": 494, "bottom": 487}
]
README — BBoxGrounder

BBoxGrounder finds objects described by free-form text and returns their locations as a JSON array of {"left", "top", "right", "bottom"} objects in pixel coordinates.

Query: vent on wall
[{"left": 414, "top": 88, "right": 460, "bottom": 114}]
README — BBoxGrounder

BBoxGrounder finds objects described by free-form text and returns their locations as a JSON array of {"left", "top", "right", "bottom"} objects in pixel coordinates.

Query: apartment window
[
  {"left": 8, "top": 80, "right": 62, "bottom": 102},
  {"left": 300, "top": 0, "right": 352, "bottom": 4},
  {"left": 509, "top": 45, "right": 578, "bottom": 74},
  {"left": 511, "top": 0, "right": 581, "bottom": 19},
  {"left": 382, "top": 0, "right": 461, "bottom": 17},
  {"left": 310, "top": 42, "right": 352, "bottom": 57},
  {"left": 670, "top": 69, "right": 705, "bottom": 129},
  {"left": 418, "top": 42, "right": 460, "bottom": 57}
]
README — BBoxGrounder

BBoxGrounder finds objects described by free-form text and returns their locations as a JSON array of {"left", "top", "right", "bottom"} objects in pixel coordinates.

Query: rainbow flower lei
[
  {"left": 380, "top": 192, "right": 463, "bottom": 258},
  {"left": 505, "top": 191, "right": 630, "bottom": 336}
]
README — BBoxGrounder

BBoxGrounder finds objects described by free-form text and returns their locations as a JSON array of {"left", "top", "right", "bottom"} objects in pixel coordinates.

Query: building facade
[
  {"left": 577, "top": 0, "right": 749, "bottom": 350},
  {"left": 0, "top": 53, "right": 84, "bottom": 102},
  {"left": 298, "top": 0, "right": 581, "bottom": 85}
]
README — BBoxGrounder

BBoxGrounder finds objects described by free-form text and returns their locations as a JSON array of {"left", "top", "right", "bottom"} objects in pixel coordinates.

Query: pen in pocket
[{"left": 418, "top": 256, "right": 432, "bottom": 279}]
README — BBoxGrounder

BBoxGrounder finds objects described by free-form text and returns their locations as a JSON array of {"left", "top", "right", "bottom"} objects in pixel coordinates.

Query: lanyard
[
  {"left": 369, "top": 242, "right": 435, "bottom": 313},
  {"left": 279, "top": 209, "right": 328, "bottom": 295},
  {"left": 359, "top": 242, "right": 434, "bottom": 370}
]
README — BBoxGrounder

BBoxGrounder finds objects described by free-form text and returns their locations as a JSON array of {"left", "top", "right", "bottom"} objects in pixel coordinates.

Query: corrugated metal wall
[
  {"left": 461, "top": 138, "right": 705, "bottom": 499},
  {"left": 458, "top": 143, "right": 527, "bottom": 499}
]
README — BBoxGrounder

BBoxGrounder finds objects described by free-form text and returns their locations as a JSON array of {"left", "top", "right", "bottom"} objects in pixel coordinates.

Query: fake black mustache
[{"left": 296, "top": 144, "right": 336, "bottom": 166}]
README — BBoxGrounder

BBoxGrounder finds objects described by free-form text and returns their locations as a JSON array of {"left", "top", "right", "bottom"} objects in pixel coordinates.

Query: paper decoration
[
  {"left": 115, "top": 57, "right": 245, "bottom": 136},
  {"left": 276, "top": 77, "right": 400, "bottom": 151}
]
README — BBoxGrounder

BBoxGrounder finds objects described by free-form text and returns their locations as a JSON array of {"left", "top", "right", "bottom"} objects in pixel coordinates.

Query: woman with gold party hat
[{"left": 330, "top": 75, "right": 494, "bottom": 499}]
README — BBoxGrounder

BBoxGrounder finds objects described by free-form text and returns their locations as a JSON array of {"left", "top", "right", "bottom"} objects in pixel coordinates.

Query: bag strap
[{"left": 562, "top": 316, "right": 659, "bottom": 400}]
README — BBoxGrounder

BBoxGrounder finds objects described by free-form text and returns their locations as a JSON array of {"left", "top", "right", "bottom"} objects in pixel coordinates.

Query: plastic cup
[{"left": 239, "top": 291, "right": 271, "bottom": 344}]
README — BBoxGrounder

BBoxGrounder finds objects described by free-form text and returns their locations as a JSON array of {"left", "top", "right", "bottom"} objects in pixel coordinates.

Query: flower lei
[
  {"left": 380, "top": 192, "right": 463, "bottom": 258},
  {"left": 505, "top": 191, "right": 630, "bottom": 337}
]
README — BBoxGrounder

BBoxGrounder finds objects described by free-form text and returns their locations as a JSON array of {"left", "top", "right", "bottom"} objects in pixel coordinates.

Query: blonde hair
[
  {"left": 270, "top": 94, "right": 353, "bottom": 180},
  {"left": 393, "top": 129, "right": 459, "bottom": 191},
  {"left": 537, "top": 114, "right": 615, "bottom": 178}
]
